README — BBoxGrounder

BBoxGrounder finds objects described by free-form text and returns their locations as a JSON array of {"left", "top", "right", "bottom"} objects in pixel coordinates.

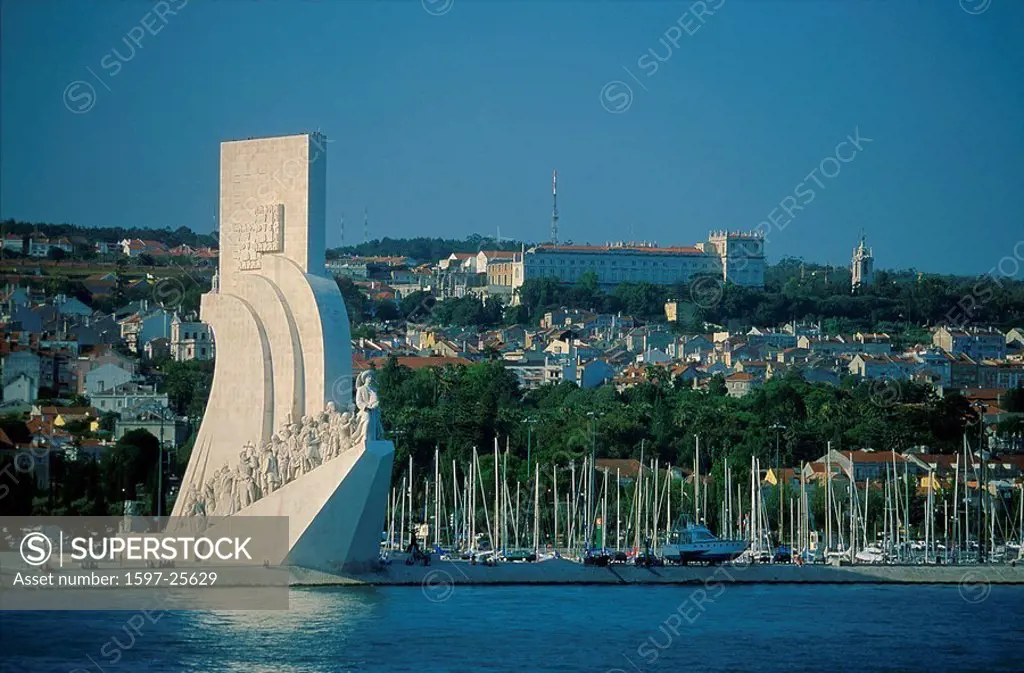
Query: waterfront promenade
[{"left": 293, "top": 556, "right": 1024, "bottom": 586}]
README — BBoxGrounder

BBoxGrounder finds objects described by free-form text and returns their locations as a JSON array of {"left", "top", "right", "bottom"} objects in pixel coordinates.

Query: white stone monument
[{"left": 171, "top": 133, "right": 394, "bottom": 574}]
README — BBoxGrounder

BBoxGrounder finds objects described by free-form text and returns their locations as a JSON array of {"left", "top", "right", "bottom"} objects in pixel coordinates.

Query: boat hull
[{"left": 662, "top": 541, "right": 749, "bottom": 564}]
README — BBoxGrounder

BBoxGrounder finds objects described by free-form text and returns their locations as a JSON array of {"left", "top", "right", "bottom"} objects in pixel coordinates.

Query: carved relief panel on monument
[{"left": 234, "top": 203, "right": 285, "bottom": 271}]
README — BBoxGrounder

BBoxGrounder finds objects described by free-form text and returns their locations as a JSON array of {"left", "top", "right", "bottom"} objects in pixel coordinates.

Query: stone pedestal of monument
[{"left": 232, "top": 438, "right": 393, "bottom": 574}]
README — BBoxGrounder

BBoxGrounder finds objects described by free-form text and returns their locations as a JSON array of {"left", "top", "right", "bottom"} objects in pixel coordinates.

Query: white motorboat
[{"left": 660, "top": 519, "right": 748, "bottom": 565}]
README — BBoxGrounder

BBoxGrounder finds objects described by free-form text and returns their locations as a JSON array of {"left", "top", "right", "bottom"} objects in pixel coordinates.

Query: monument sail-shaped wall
[{"left": 171, "top": 134, "right": 393, "bottom": 574}]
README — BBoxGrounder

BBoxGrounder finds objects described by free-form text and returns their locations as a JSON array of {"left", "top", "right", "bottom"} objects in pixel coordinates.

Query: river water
[{"left": 2, "top": 585, "right": 1022, "bottom": 672}]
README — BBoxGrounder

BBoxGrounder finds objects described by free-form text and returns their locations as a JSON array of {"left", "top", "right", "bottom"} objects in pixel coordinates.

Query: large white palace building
[{"left": 489, "top": 230, "right": 766, "bottom": 290}]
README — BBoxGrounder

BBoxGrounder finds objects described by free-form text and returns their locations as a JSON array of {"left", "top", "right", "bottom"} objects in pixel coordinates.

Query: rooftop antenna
[{"left": 551, "top": 169, "right": 559, "bottom": 245}]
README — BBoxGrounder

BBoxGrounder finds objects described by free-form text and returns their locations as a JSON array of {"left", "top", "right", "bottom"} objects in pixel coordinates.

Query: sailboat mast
[
  {"left": 666, "top": 464, "right": 672, "bottom": 536},
  {"left": 434, "top": 448, "right": 440, "bottom": 548},
  {"left": 533, "top": 462, "right": 540, "bottom": 555},
  {"left": 405, "top": 450, "right": 409, "bottom": 540},
  {"left": 962, "top": 442, "right": 968, "bottom": 555},
  {"left": 569, "top": 461, "right": 577, "bottom": 553},
  {"left": 452, "top": 459, "right": 458, "bottom": 550},
  {"left": 399, "top": 476, "right": 407, "bottom": 551},
  {"left": 388, "top": 486, "right": 396, "bottom": 549},
  {"left": 470, "top": 448, "right": 478, "bottom": 551},
  {"left": 553, "top": 464, "right": 559, "bottom": 552},
  {"left": 616, "top": 467, "right": 621, "bottom": 552},
  {"left": 694, "top": 436, "right": 700, "bottom": 522},
  {"left": 515, "top": 480, "right": 521, "bottom": 549},
  {"left": 602, "top": 466, "right": 609, "bottom": 550},
  {"left": 494, "top": 440, "right": 499, "bottom": 552},
  {"left": 652, "top": 458, "right": 659, "bottom": 553},
  {"left": 636, "top": 440, "right": 644, "bottom": 551},
  {"left": 825, "top": 442, "right": 832, "bottom": 552}
]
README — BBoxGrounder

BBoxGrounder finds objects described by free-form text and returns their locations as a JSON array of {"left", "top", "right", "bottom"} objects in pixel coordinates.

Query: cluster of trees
[
  {"left": 152, "top": 358, "right": 215, "bottom": 420},
  {"left": 1, "top": 220, "right": 217, "bottom": 250},
  {"left": 328, "top": 235, "right": 520, "bottom": 262},
  {"left": 0, "top": 429, "right": 166, "bottom": 517},
  {"left": 511, "top": 260, "right": 1024, "bottom": 331},
  {"left": 513, "top": 272, "right": 673, "bottom": 323},
  {"left": 335, "top": 279, "right": 506, "bottom": 331},
  {"left": 376, "top": 358, "right": 991, "bottom": 476}
]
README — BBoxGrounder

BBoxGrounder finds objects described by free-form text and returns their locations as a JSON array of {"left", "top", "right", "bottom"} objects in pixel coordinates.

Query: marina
[{"left": 368, "top": 437, "right": 1024, "bottom": 583}]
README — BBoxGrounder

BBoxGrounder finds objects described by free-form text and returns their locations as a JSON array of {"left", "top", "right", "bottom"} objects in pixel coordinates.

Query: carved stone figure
[
  {"left": 303, "top": 417, "right": 322, "bottom": 471},
  {"left": 277, "top": 433, "right": 291, "bottom": 487},
  {"left": 218, "top": 465, "right": 237, "bottom": 516},
  {"left": 177, "top": 486, "right": 196, "bottom": 515},
  {"left": 353, "top": 370, "right": 381, "bottom": 444},
  {"left": 181, "top": 485, "right": 205, "bottom": 517},
  {"left": 237, "top": 443, "right": 258, "bottom": 509},
  {"left": 233, "top": 464, "right": 246, "bottom": 512},
  {"left": 203, "top": 476, "right": 217, "bottom": 516},
  {"left": 337, "top": 411, "right": 353, "bottom": 455},
  {"left": 261, "top": 438, "right": 281, "bottom": 495},
  {"left": 320, "top": 415, "right": 333, "bottom": 460},
  {"left": 286, "top": 425, "right": 304, "bottom": 481},
  {"left": 356, "top": 370, "right": 380, "bottom": 411}
]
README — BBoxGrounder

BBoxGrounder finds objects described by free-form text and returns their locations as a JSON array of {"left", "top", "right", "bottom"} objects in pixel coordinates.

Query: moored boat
[{"left": 660, "top": 519, "right": 748, "bottom": 565}]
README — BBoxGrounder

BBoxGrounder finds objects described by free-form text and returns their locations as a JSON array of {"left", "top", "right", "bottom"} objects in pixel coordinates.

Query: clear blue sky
[{"left": 2, "top": 0, "right": 1022, "bottom": 276}]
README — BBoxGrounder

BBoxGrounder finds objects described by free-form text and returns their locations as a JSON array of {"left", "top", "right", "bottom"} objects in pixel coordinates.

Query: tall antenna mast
[
  {"left": 340, "top": 212, "right": 345, "bottom": 244},
  {"left": 551, "top": 169, "right": 559, "bottom": 245},
  {"left": 363, "top": 207, "right": 369, "bottom": 245}
]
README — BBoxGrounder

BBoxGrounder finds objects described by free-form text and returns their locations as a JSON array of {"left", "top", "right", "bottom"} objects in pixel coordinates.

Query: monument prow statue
[{"left": 171, "top": 133, "right": 394, "bottom": 575}]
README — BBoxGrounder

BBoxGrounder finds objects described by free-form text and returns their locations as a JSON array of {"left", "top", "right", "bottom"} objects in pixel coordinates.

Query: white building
[
  {"left": 2, "top": 351, "right": 40, "bottom": 403},
  {"left": 84, "top": 362, "right": 135, "bottom": 396},
  {"left": 27, "top": 236, "right": 73, "bottom": 258},
  {"left": 4, "top": 373, "right": 38, "bottom": 405},
  {"left": 118, "top": 305, "right": 174, "bottom": 354},
  {"left": 170, "top": 314, "right": 214, "bottom": 361},
  {"left": 509, "top": 231, "right": 765, "bottom": 290},
  {"left": 93, "top": 383, "right": 169, "bottom": 414}
]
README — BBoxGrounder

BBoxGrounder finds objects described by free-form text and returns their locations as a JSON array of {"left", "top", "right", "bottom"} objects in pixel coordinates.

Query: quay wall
[{"left": 292, "top": 558, "right": 1024, "bottom": 586}]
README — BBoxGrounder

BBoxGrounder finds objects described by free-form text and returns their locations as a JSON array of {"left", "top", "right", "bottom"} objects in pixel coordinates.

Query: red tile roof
[{"left": 359, "top": 356, "right": 472, "bottom": 370}]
